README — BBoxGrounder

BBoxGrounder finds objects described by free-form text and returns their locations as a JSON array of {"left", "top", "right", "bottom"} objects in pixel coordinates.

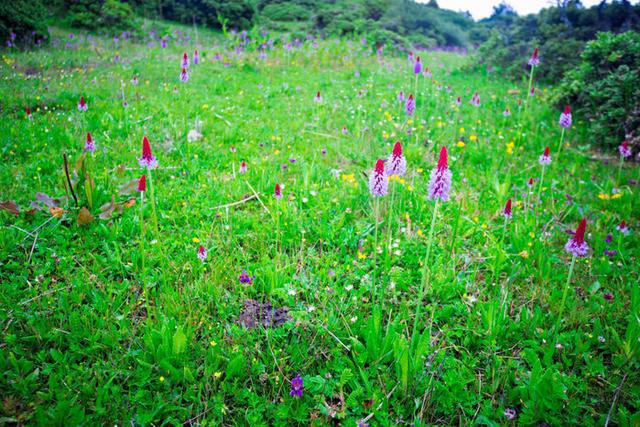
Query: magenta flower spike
[
  {"left": 503, "top": 107, "right": 510, "bottom": 117},
  {"left": 616, "top": 220, "right": 630, "bottom": 235},
  {"left": 274, "top": 183, "right": 282, "bottom": 199},
  {"left": 565, "top": 218, "right": 589, "bottom": 257},
  {"left": 197, "top": 245, "right": 207, "bottom": 261},
  {"left": 369, "top": 159, "right": 388, "bottom": 197},
  {"left": 84, "top": 132, "right": 96, "bottom": 153},
  {"left": 619, "top": 141, "right": 632, "bottom": 158},
  {"left": 503, "top": 198, "right": 512, "bottom": 219},
  {"left": 539, "top": 146, "right": 551, "bottom": 166},
  {"left": 181, "top": 52, "right": 189, "bottom": 68},
  {"left": 559, "top": 105, "right": 572, "bottom": 128},
  {"left": 193, "top": 49, "right": 200, "bottom": 65},
  {"left": 138, "top": 136, "right": 158, "bottom": 169},
  {"left": 428, "top": 146, "right": 452, "bottom": 202},
  {"left": 387, "top": 141, "right": 406, "bottom": 177},
  {"left": 528, "top": 47, "right": 540, "bottom": 67},
  {"left": 137, "top": 174, "right": 147, "bottom": 192},
  {"left": 78, "top": 96, "right": 88, "bottom": 111},
  {"left": 239, "top": 161, "right": 247, "bottom": 174}
]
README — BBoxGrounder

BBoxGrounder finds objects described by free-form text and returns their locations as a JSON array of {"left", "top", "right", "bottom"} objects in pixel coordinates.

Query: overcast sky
[{"left": 432, "top": 0, "right": 608, "bottom": 20}]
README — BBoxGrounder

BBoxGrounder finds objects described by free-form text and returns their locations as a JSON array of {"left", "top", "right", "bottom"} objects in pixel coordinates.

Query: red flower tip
[
  {"left": 574, "top": 218, "right": 587, "bottom": 244},
  {"left": 274, "top": 183, "right": 281, "bottom": 196},
  {"left": 528, "top": 177, "right": 534, "bottom": 186},
  {"left": 416, "top": 56, "right": 420, "bottom": 62},
  {"left": 504, "top": 198, "right": 512, "bottom": 215},
  {"left": 87, "top": 132, "right": 92, "bottom": 142},
  {"left": 375, "top": 159, "right": 385, "bottom": 174},
  {"left": 543, "top": 146, "right": 550, "bottom": 157},
  {"left": 79, "top": 96, "right": 85, "bottom": 105},
  {"left": 183, "top": 52, "right": 187, "bottom": 59},
  {"left": 392, "top": 141, "right": 402, "bottom": 157},
  {"left": 533, "top": 47, "right": 539, "bottom": 57},
  {"left": 142, "top": 136, "right": 151, "bottom": 156},
  {"left": 316, "top": 91, "right": 320, "bottom": 97},
  {"left": 26, "top": 107, "right": 31, "bottom": 115},
  {"left": 437, "top": 146, "right": 448, "bottom": 170},
  {"left": 138, "top": 174, "right": 146, "bottom": 192},
  {"left": 620, "top": 220, "right": 626, "bottom": 228},
  {"left": 408, "top": 94, "right": 414, "bottom": 101},
  {"left": 564, "top": 105, "right": 571, "bottom": 114},
  {"left": 621, "top": 140, "right": 629, "bottom": 148}
]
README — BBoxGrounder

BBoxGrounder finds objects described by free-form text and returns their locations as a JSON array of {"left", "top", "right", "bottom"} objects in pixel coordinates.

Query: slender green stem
[
  {"left": 556, "top": 127, "right": 566, "bottom": 157},
  {"left": 139, "top": 192, "right": 152, "bottom": 322},
  {"left": 555, "top": 255, "right": 576, "bottom": 338},
  {"left": 372, "top": 197, "right": 380, "bottom": 305},
  {"left": 536, "top": 165, "right": 546, "bottom": 207},
  {"left": 411, "top": 200, "right": 439, "bottom": 346}
]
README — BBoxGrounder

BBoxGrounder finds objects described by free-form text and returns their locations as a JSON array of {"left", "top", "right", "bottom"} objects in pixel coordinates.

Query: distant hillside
[{"left": 254, "top": 0, "right": 477, "bottom": 48}]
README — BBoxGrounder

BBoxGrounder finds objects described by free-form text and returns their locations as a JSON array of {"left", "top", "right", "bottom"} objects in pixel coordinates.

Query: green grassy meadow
[{"left": 0, "top": 25, "right": 638, "bottom": 426}]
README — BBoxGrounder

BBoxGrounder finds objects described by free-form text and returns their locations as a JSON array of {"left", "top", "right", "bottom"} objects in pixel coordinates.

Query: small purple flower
[
  {"left": 604, "top": 248, "right": 617, "bottom": 257},
  {"left": 605, "top": 233, "right": 613, "bottom": 244},
  {"left": 197, "top": 245, "right": 207, "bottom": 261},
  {"left": 504, "top": 408, "right": 517, "bottom": 420},
  {"left": 239, "top": 270, "right": 255, "bottom": 285},
  {"left": 397, "top": 91, "right": 405, "bottom": 103},
  {"left": 559, "top": 105, "right": 572, "bottom": 128},
  {"left": 616, "top": 220, "right": 630, "bottom": 235},
  {"left": 470, "top": 92, "right": 480, "bottom": 107},
  {"left": 539, "top": 147, "right": 551, "bottom": 166},
  {"left": 290, "top": 374, "right": 303, "bottom": 397},
  {"left": 180, "top": 68, "right": 188, "bottom": 83},
  {"left": 84, "top": 132, "right": 95, "bottom": 153},
  {"left": 405, "top": 94, "right": 415, "bottom": 116},
  {"left": 413, "top": 56, "right": 422, "bottom": 75},
  {"left": 619, "top": 141, "right": 632, "bottom": 158},
  {"left": 603, "top": 292, "right": 613, "bottom": 301}
]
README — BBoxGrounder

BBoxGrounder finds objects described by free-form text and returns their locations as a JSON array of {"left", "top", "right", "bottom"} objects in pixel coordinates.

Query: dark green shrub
[
  {"left": 556, "top": 31, "right": 640, "bottom": 152},
  {"left": 0, "top": 0, "right": 49, "bottom": 46},
  {"left": 66, "top": 0, "right": 135, "bottom": 32}
]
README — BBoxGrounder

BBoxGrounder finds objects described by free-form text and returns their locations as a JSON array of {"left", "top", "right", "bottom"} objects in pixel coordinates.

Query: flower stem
[
  {"left": 139, "top": 192, "right": 151, "bottom": 321},
  {"left": 536, "top": 164, "right": 546, "bottom": 207},
  {"left": 555, "top": 255, "right": 576, "bottom": 338},
  {"left": 372, "top": 197, "right": 380, "bottom": 305},
  {"left": 556, "top": 127, "right": 566, "bottom": 157},
  {"left": 411, "top": 200, "right": 439, "bottom": 347}
]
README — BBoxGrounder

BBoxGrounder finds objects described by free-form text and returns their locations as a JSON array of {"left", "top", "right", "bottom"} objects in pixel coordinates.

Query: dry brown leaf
[
  {"left": 119, "top": 180, "right": 139, "bottom": 195},
  {"left": 77, "top": 207, "right": 94, "bottom": 226},
  {"left": 122, "top": 198, "right": 136, "bottom": 208},
  {"left": 0, "top": 201, "right": 20, "bottom": 215},
  {"left": 49, "top": 206, "right": 65, "bottom": 218}
]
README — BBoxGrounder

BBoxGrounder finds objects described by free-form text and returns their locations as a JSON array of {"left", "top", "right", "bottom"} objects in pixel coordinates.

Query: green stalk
[
  {"left": 555, "top": 255, "right": 576, "bottom": 338},
  {"left": 536, "top": 164, "right": 546, "bottom": 207},
  {"left": 139, "top": 191, "right": 151, "bottom": 321},
  {"left": 556, "top": 127, "right": 566, "bottom": 157},
  {"left": 617, "top": 154, "right": 624, "bottom": 185},
  {"left": 411, "top": 200, "right": 439, "bottom": 347},
  {"left": 372, "top": 197, "right": 380, "bottom": 305}
]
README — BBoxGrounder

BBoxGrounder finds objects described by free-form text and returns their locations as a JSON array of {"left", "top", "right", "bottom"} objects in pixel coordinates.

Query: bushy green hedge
[
  {"left": 0, "top": 0, "right": 49, "bottom": 46},
  {"left": 556, "top": 31, "right": 640, "bottom": 152}
]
